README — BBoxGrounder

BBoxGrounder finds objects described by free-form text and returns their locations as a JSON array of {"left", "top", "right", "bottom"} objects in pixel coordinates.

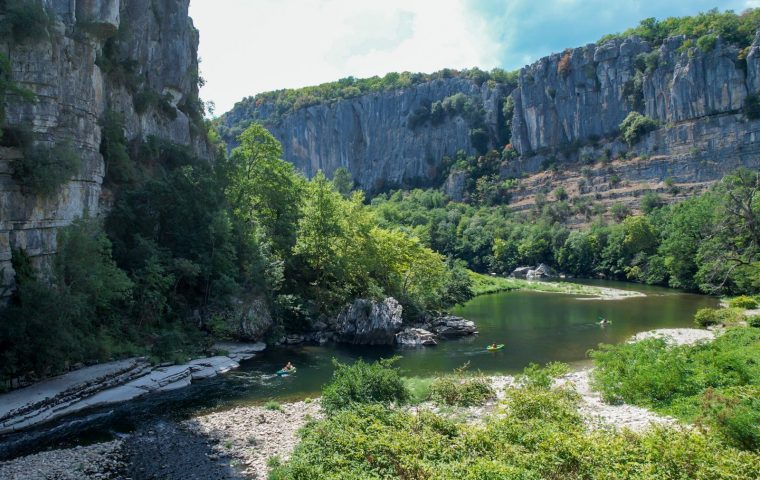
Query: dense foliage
[
  {"left": 12, "top": 142, "right": 82, "bottom": 196},
  {"left": 271, "top": 366, "right": 760, "bottom": 479},
  {"left": 372, "top": 168, "right": 760, "bottom": 296},
  {"left": 428, "top": 375, "right": 494, "bottom": 407},
  {"left": 599, "top": 8, "right": 760, "bottom": 50},
  {"left": 590, "top": 327, "right": 760, "bottom": 450},
  {"left": 0, "top": 123, "right": 468, "bottom": 385},
  {"left": 321, "top": 358, "right": 409, "bottom": 414}
]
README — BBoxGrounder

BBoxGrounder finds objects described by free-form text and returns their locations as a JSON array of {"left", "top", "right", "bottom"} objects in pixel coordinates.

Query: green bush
[
  {"left": 749, "top": 316, "right": 760, "bottom": 328},
  {"left": 270, "top": 387, "right": 760, "bottom": 479},
  {"left": 3, "top": 0, "right": 51, "bottom": 43},
  {"left": 321, "top": 358, "right": 409, "bottom": 414},
  {"left": 590, "top": 327, "right": 760, "bottom": 451},
  {"left": 729, "top": 295, "right": 759, "bottom": 309},
  {"left": 695, "top": 308, "right": 720, "bottom": 327},
  {"left": 517, "top": 362, "right": 570, "bottom": 389},
  {"left": 701, "top": 386, "right": 760, "bottom": 451},
  {"left": 100, "top": 111, "right": 134, "bottom": 185},
  {"left": 619, "top": 112, "right": 658, "bottom": 146},
  {"left": 13, "top": 142, "right": 82, "bottom": 196},
  {"left": 428, "top": 376, "right": 494, "bottom": 407},
  {"left": 264, "top": 400, "right": 283, "bottom": 411},
  {"left": 745, "top": 93, "right": 760, "bottom": 120},
  {"left": 695, "top": 307, "right": 745, "bottom": 327}
]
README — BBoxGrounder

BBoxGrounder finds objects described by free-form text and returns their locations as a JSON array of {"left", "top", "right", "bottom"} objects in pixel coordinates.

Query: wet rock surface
[{"left": 427, "top": 315, "right": 478, "bottom": 338}]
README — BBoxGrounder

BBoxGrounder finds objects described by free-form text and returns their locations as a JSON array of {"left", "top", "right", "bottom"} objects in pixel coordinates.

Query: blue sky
[{"left": 190, "top": 1, "right": 758, "bottom": 115}]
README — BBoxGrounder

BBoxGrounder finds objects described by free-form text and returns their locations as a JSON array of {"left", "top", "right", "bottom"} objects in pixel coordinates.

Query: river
[{"left": 0, "top": 280, "right": 718, "bottom": 459}]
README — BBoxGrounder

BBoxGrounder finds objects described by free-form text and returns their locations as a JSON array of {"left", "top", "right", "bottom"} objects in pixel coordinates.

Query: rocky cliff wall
[
  {"left": 221, "top": 78, "right": 510, "bottom": 192},
  {"left": 0, "top": 0, "right": 207, "bottom": 297}
]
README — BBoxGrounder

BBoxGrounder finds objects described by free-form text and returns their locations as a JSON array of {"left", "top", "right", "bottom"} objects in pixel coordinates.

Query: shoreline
[{"left": 0, "top": 327, "right": 718, "bottom": 480}]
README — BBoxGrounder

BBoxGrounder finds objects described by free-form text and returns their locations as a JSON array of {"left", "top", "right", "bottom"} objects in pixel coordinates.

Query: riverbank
[
  {"left": 0, "top": 327, "right": 721, "bottom": 479},
  {"left": 0, "top": 343, "right": 266, "bottom": 438},
  {"left": 468, "top": 271, "right": 645, "bottom": 299}
]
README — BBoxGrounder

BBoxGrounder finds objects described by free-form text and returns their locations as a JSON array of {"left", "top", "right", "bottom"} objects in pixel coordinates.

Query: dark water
[{"left": 0, "top": 280, "right": 717, "bottom": 459}]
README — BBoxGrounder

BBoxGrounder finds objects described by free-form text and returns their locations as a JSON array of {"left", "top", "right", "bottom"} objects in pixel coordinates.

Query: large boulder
[
  {"left": 396, "top": 328, "right": 437, "bottom": 347},
  {"left": 216, "top": 295, "right": 273, "bottom": 341},
  {"left": 511, "top": 266, "right": 533, "bottom": 278},
  {"left": 333, "top": 297, "right": 403, "bottom": 345},
  {"left": 527, "top": 263, "right": 555, "bottom": 279},
  {"left": 428, "top": 315, "right": 478, "bottom": 338}
]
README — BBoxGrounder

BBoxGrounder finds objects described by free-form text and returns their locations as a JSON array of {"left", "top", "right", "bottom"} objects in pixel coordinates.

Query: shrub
[
  {"left": 701, "top": 386, "right": 760, "bottom": 451},
  {"left": 729, "top": 295, "right": 759, "bottom": 310},
  {"left": 517, "top": 362, "right": 570, "bottom": 389},
  {"left": 100, "top": 111, "right": 134, "bottom": 185},
  {"left": 694, "top": 307, "right": 745, "bottom": 327},
  {"left": 744, "top": 93, "right": 760, "bottom": 120},
  {"left": 321, "top": 357, "right": 409, "bottom": 414},
  {"left": 557, "top": 50, "right": 572, "bottom": 76},
  {"left": 428, "top": 376, "right": 494, "bottom": 407},
  {"left": 270, "top": 386, "right": 760, "bottom": 479},
  {"left": 640, "top": 191, "right": 664, "bottom": 213},
  {"left": 264, "top": 400, "right": 282, "bottom": 411},
  {"left": 696, "top": 33, "right": 718, "bottom": 52},
  {"left": 13, "top": 142, "right": 82, "bottom": 196},
  {"left": 619, "top": 112, "right": 658, "bottom": 145},
  {"left": 695, "top": 308, "right": 720, "bottom": 327},
  {"left": 4, "top": 0, "right": 51, "bottom": 43},
  {"left": 749, "top": 316, "right": 760, "bottom": 328}
]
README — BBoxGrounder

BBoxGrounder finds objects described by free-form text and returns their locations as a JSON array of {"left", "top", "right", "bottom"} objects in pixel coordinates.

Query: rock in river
[
  {"left": 333, "top": 297, "right": 403, "bottom": 345},
  {"left": 396, "top": 328, "right": 438, "bottom": 346},
  {"left": 429, "top": 315, "right": 478, "bottom": 338}
]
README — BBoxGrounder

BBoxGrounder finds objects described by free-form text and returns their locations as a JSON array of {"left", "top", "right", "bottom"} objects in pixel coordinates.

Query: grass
[
  {"left": 590, "top": 326, "right": 760, "bottom": 450},
  {"left": 264, "top": 400, "right": 283, "bottom": 411},
  {"left": 403, "top": 376, "right": 436, "bottom": 404},
  {"left": 468, "top": 271, "right": 630, "bottom": 298}
]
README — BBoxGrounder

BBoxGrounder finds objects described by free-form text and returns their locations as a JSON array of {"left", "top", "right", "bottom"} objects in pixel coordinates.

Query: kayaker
[
  {"left": 490, "top": 343, "right": 497, "bottom": 349},
  {"left": 283, "top": 362, "right": 294, "bottom": 371}
]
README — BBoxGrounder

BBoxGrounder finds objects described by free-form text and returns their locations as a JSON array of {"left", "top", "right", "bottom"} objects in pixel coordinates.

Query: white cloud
[{"left": 189, "top": 0, "right": 499, "bottom": 115}]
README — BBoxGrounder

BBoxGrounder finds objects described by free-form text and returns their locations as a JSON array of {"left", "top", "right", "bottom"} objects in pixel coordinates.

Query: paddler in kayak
[{"left": 283, "top": 361, "right": 295, "bottom": 372}]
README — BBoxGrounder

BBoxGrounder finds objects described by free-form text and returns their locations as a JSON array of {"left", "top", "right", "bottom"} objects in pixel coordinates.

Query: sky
[{"left": 189, "top": 0, "right": 760, "bottom": 115}]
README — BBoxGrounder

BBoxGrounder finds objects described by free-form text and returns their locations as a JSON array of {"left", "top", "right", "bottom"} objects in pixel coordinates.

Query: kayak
[
  {"left": 486, "top": 344, "right": 505, "bottom": 351},
  {"left": 276, "top": 367, "right": 297, "bottom": 376}
]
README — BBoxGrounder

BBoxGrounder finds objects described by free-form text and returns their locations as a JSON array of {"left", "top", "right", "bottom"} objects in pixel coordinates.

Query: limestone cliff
[
  {"left": 504, "top": 33, "right": 760, "bottom": 212},
  {"left": 221, "top": 77, "right": 511, "bottom": 192},
  {"left": 0, "top": 0, "right": 207, "bottom": 296}
]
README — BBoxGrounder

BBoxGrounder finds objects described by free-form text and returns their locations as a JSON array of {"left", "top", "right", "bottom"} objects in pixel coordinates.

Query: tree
[
  {"left": 227, "top": 123, "right": 304, "bottom": 257},
  {"left": 331, "top": 167, "right": 354, "bottom": 197},
  {"left": 294, "top": 171, "right": 346, "bottom": 309},
  {"left": 696, "top": 169, "right": 760, "bottom": 293}
]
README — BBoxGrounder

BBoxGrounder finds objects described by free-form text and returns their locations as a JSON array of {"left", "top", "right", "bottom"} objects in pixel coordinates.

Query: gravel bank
[
  {"left": 0, "top": 440, "right": 124, "bottom": 480},
  {"left": 186, "top": 400, "right": 322, "bottom": 479},
  {"left": 628, "top": 327, "right": 715, "bottom": 345}
]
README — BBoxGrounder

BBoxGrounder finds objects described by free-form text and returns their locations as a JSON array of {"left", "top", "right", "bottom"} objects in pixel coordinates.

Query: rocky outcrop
[
  {"left": 0, "top": 342, "right": 265, "bottom": 436},
  {"left": 504, "top": 34, "right": 760, "bottom": 209},
  {"left": 221, "top": 78, "right": 510, "bottom": 193},
  {"left": 1, "top": 0, "right": 208, "bottom": 298},
  {"left": 427, "top": 315, "right": 478, "bottom": 338},
  {"left": 332, "top": 297, "right": 403, "bottom": 345},
  {"left": 396, "top": 328, "right": 437, "bottom": 347}
]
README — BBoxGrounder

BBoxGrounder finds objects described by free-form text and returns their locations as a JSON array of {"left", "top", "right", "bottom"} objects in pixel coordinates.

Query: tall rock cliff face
[
  {"left": 0, "top": 0, "right": 207, "bottom": 297},
  {"left": 221, "top": 78, "right": 510, "bottom": 192},
  {"left": 504, "top": 33, "right": 760, "bottom": 212}
]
